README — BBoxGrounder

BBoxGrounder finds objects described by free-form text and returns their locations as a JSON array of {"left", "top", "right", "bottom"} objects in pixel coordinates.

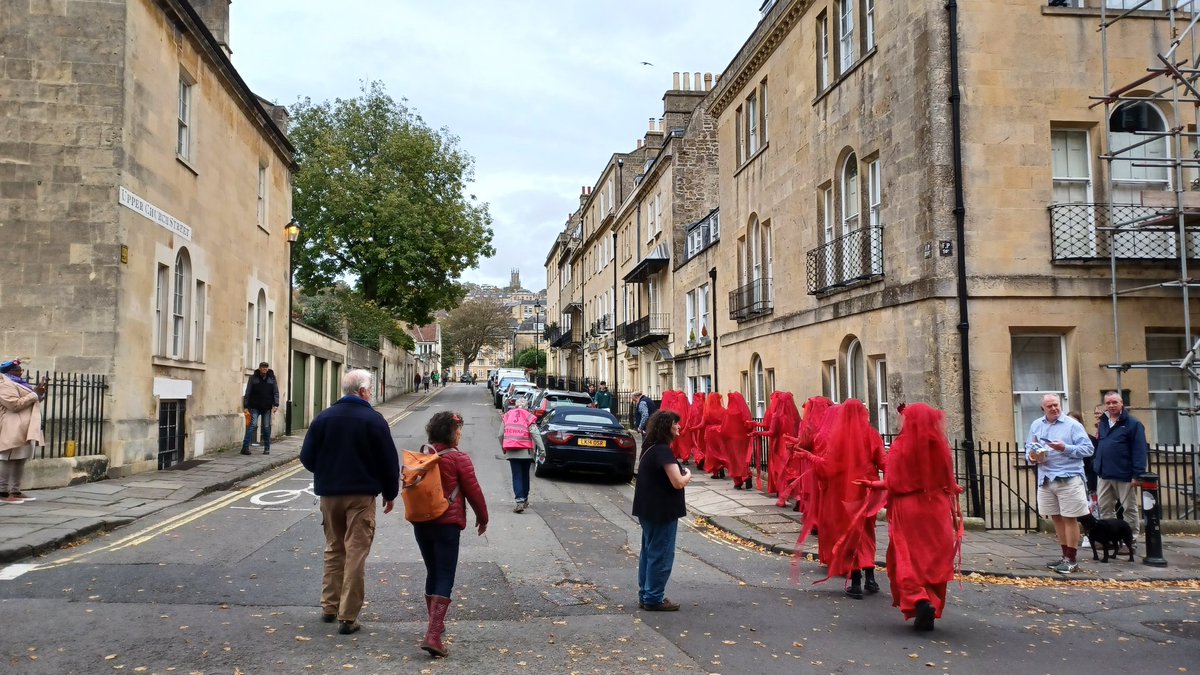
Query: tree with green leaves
[
  {"left": 441, "top": 298, "right": 513, "bottom": 375},
  {"left": 297, "top": 286, "right": 414, "bottom": 351},
  {"left": 289, "top": 81, "right": 495, "bottom": 326},
  {"left": 515, "top": 347, "right": 546, "bottom": 371}
]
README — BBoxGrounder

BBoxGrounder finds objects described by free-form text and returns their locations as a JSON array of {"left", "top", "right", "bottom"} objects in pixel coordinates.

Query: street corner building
[{"left": 1, "top": 0, "right": 295, "bottom": 481}]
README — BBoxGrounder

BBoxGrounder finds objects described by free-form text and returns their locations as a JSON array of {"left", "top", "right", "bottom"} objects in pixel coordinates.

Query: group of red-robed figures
[{"left": 658, "top": 390, "right": 964, "bottom": 632}]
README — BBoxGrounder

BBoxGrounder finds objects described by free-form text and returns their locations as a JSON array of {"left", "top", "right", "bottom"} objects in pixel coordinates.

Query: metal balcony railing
[
  {"left": 589, "top": 314, "right": 613, "bottom": 337},
  {"left": 1048, "top": 203, "right": 1200, "bottom": 262},
  {"left": 805, "top": 226, "right": 884, "bottom": 294},
  {"left": 549, "top": 325, "right": 581, "bottom": 349},
  {"left": 623, "top": 313, "right": 670, "bottom": 347},
  {"left": 728, "top": 278, "right": 774, "bottom": 321}
]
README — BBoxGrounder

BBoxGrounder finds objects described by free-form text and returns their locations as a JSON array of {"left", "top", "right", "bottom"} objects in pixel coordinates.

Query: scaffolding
[{"left": 1093, "top": 0, "right": 1200, "bottom": 517}]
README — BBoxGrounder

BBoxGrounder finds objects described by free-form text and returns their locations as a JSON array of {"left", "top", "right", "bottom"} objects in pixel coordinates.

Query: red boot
[{"left": 422, "top": 595, "right": 451, "bottom": 657}]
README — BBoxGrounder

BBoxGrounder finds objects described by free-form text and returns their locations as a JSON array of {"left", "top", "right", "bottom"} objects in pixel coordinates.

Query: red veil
[
  {"left": 719, "top": 391, "right": 755, "bottom": 486},
  {"left": 685, "top": 392, "right": 706, "bottom": 466},
  {"left": 659, "top": 390, "right": 691, "bottom": 461},
  {"left": 701, "top": 392, "right": 728, "bottom": 476}
]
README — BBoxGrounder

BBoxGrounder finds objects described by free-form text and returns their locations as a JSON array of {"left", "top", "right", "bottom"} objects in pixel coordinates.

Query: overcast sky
[{"left": 228, "top": 1, "right": 763, "bottom": 292}]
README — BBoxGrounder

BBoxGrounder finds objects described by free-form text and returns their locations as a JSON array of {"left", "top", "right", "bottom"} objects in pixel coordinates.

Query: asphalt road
[{"left": 1, "top": 386, "right": 1196, "bottom": 674}]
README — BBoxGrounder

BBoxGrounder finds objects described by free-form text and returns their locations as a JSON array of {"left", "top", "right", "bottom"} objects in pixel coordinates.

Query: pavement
[{"left": 2, "top": 386, "right": 1199, "bottom": 583}]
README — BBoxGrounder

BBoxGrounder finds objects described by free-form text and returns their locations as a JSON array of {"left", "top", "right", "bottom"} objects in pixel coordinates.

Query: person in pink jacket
[
  {"left": 0, "top": 359, "right": 46, "bottom": 503},
  {"left": 498, "top": 398, "right": 538, "bottom": 513}
]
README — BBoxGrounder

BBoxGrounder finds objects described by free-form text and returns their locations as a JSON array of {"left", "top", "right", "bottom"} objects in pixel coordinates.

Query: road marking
[
  {"left": 249, "top": 480, "right": 315, "bottom": 506},
  {"left": 20, "top": 463, "right": 309, "bottom": 572},
  {"left": 0, "top": 564, "right": 37, "bottom": 580}
]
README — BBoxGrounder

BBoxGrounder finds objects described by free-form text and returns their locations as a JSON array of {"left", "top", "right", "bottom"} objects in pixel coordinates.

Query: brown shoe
[
  {"left": 643, "top": 599, "right": 680, "bottom": 611},
  {"left": 320, "top": 612, "right": 336, "bottom": 623},
  {"left": 338, "top": 620, "right": 361, "bottom": 634}
]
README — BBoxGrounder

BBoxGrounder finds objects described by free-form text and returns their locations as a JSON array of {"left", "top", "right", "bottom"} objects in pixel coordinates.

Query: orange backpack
[{"left": 401, "top": 445, "right": 461, "bottom": 523}]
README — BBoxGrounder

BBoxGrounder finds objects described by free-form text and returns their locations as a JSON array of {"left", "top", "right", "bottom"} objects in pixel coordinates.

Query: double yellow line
[{"left": 35, "top": 462, "right": 309, "bottom": 570}]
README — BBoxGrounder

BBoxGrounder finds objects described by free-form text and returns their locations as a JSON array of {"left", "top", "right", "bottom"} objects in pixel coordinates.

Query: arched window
[
  {"left": 841, "top": 153, "right": 859, "bottom": 236},
  {"left": 751, "top": 354, "right": 767, "bottom": 417},
  {"left": 1110, "top": 101, "right": 1168, "bottom": 201},
  {"left": 255, "top": 288, "right": 268, "bottom": 365},
  {"left": 171, "top": 249, "right": 191, "bottom": 359},
  {"left": 846, "top": 338, "right": 866, "bottom": 404}
]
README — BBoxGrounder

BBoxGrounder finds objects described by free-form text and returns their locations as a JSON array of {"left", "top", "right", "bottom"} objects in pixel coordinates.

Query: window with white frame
[
  {"left": 838, "top": 0, "right": 855, "bottom": 73},
  {"left": 747, "top": 91, "right": 759, "bottom": 156},
  {"left": 155, "top": 264, "right": 169, "bottom": 356},
  {"left": 171, "top": 250, "right": 191, "bottom": 359},
  {"left": 752, "top": 355, "right": 767, "bottom": 417},
  {"left": 868, "top": 159, "right": 882, "bottom": 228},
  {"left": 735, "top": 104, "right": 745, "bottom": 165},
  {"left": 257, "top": 164, "right": 267, "bottom": 227},
  {"left": 842, "top": 154, "right": 860, "bottom": 235},
  {"left": 760, "top": 78, "right": 769, "bottom": 146},
  {"left": 698, "top": 283, "right": 709, "bottom": 340},
  {"left": 193, "top": 280, "right": 207, "bottom": 361},
  {"left": 1146, "top": 334, "right": 1197, "bottom": 445},
  {"left": 254, "top": 289, "right": 267, "bottom": 366},
  {"left": 688, "top": 375, "right": 712, "bottom": 397},
  {"left": 1051, "top": 129, "right": 1092, "bottom": 204},
  {"left": 655, "top": 192, "right": 664, "bottom": 236},
  {"left": 646, "top": 197, "right": 657, "bottom": 241},
  {"left": 686, "top": 289, "right": 697, "bottom": 343},
  {"left": 177, "top": 75, "right": 193, "bottom": 160},
  {"left": 874, "top": 358, "right": 889, "bottom": 435},
  {"left": 846, "top": 339, "right": 866, "bottom": 404},
  {"left": 864, "top": 0, "right": 876, "bottom": 51},
  {"left": 824, "top": 361, "right": 839, "bottom": 401},
  {"left": 818, "top": 12, "right": 831, "bottom": 90},
  {"left": 1011, "top": 335, "right": 1068, "bottom": 440}
]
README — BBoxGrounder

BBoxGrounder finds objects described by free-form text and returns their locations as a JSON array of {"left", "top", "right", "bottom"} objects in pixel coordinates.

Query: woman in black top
[{"left": 632, "top": 410, "right": 692, "bottom": 611}]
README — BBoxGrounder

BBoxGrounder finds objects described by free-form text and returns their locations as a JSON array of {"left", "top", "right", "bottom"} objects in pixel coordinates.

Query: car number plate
[{"left": 576, "top": 438, "right": 607, "bottom": 447}]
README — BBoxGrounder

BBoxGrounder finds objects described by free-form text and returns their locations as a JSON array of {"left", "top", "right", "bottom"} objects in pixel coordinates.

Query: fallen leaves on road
[{"left": 957, "top": 572, "right": 1200, "bottom": 591}]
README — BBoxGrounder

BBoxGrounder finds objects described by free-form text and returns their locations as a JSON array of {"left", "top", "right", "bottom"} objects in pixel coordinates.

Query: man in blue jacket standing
[
  {"left": 300, "top": 369, "right": 400, "bottom": 636},
  {"left": 1094, "top": 390, "right": 1148, "bottom": 548}
]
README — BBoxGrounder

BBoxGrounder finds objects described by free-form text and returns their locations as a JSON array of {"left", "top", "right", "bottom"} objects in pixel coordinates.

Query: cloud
[{"left": 229, "top": 0, "right": 761, "bottom": 290}]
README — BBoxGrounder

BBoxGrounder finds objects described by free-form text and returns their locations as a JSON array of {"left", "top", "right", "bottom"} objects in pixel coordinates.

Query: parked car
[
  {"left": 534, "top": 407, "right": 637, "bottom": 482},
  {"left": 459, "top": 373, "right": 472, "bottom": 383},
  {"left": 502, "top": 384, "right": 540, "bottom": 412},
  {"left": 493, "top": 377, "right": 529, "bottom": 408},
  {"left": 529, "top": 389, "right": 595, "bottom": 420}
]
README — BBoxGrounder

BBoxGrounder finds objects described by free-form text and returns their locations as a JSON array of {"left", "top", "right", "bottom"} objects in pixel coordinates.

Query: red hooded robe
[
  {"left": 719, "top": 391, "right": 755, "bottom": 487},
  {"left": 686, "top": 392, "right": 706, "bottom": 466},
  {"left": 660, "top": 390, "right": 691, "bottom": 461},
  {"left": 701, "top": 393, "right": 728, "bottom": 477}
]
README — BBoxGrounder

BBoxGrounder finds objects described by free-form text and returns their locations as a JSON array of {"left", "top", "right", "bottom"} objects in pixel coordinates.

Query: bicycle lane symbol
[{"left": 243, "top": 480, "right": 317, "bottom": 509}]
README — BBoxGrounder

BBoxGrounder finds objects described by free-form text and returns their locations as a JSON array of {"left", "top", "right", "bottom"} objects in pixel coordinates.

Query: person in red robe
[
  {"left": 781, "top": 397, "right": 833, "bottom": 514},
  {"left": 701, "top": 393, "right": 728, "bottom": 479},
  {"left": 755, "top": 391, "right": 801, "bottom": 503},
  {"left": 720, "top": 392, "right": 755, "bottom": 490},
  {"left": 856, "top": 403, "right": 963, "bottom": 631},
  {"left": 660, "top": 391, "right": 692, "bottom": 462},
  {"left": 796, "top": 399, "right": 885, "bottom": 598},
  {"left": 685, "top": 392, "right": 707, "bottom": 469}
]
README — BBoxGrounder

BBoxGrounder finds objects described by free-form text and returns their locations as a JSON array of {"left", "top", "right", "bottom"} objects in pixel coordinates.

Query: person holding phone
[
  {"left": 1025, "top": 393, "right": 1093, "bottom": 574},
  {"left": 0, "top": 359, "right": 46, "bottom": 503},
  {"left": 632, "top": 410, "right": 692, "bottom": 611}
]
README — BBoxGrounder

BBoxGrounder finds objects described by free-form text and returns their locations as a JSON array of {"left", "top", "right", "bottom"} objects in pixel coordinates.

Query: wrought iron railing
[
  {"left": 1048, "top": 202, "right": 1200, "bottom": 262},
  {"left": 728, "top": 278, "right": 774, "bottom": 321},
  {"left": 20, "top": 370, "right": 108, "bottom": 460},
  {"left": 623, "top": 313, "right": 670, "bottom": 346},
  {"left": 589, "top": 314, "right": 613, "bottom": 337},
  {"left": 549, "top": 325, "right": 580, "bottom": 348},
  {"left": 805, "top": 226, "right": 884, "bottom": 294}
]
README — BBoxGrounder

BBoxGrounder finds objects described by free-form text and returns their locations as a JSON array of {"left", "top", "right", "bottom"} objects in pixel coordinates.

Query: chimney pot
[
  {"left": 682, "top": 72, "right": 690, "bottom": 90},
  {"left": 673, "top": 72, "right": 680, "bottom": 89},
  {"left": 704, "top": 72, "right": 713, "bottom": 90}
]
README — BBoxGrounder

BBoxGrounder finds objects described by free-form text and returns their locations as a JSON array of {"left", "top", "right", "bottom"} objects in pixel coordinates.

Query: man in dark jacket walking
[
  {"left": 300, "top": 369, "right": 400, "bottom": 636},
  {"left": 242, "top": 362, "right": 279, "bottom": 455},
  {"left": 1094, "top": 390, "right": 1149, "bottom": 544}
]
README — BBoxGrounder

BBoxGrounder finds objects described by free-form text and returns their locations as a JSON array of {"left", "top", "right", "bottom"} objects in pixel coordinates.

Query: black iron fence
[
  {"left": 1048, "top": 202, "right": 1200, "bottom": 262},
  {"left": 21, "top": 370, "right": 107, "bottom": 460},
  {"left": 805, "top": 226, "right": 884, "bottom": 294}
]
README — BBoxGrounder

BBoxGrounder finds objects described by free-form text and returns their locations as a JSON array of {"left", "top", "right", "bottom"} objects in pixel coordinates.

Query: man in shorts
[{"left": 1026, "top": 393, "right": 1094, "bottom": 574}]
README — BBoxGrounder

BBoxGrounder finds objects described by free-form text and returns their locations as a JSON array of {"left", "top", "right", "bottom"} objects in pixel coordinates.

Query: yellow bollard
[{"left": 65, "top": 440, "right": 76, "bottom": 457}]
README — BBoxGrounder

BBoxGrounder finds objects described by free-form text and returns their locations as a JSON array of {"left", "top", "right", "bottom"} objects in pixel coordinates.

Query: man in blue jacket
[
  {"left": 1094, "top": 390, "right": 1148, "bottom": 546},
  {"left": 300, "top": 369, "right": 400, "bottom": 636}
]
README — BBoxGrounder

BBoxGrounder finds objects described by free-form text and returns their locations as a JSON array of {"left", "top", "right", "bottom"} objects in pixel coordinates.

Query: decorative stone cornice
[{"left": 709, "top": 0, "right": 810, "bottom": 117}]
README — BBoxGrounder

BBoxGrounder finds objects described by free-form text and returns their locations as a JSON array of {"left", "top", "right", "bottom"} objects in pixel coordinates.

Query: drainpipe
[
  {"left": 709, "top": 267, "right": 718, "bottom": 392},
  {"left": 947, "top": 0, "right": 983, "bottom": 519},
  {"left": 613, "top": 231, "right": 619, "bottom": 405}
]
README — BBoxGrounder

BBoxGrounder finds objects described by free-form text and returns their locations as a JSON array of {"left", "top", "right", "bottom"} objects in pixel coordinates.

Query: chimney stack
[{"left": 190, "top": 0, "right": 232, "bottom": 57}]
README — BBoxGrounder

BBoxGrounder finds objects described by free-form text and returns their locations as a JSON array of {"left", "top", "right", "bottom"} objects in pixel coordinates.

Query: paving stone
[{"left": 69, "top": 483, "right": 127, "bottom": 495}]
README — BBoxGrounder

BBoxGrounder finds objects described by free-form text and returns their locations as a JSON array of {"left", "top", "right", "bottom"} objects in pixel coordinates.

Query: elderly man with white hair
[
  {"left": 300, "top": 369, "right": 400, "bottom": 635},
  {"left": 1025, "top": 393, "right": 1094, "bottom": 575}
]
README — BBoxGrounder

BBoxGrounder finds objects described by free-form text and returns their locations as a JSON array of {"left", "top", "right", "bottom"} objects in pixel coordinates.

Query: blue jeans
[
  {"left": 509, "top": 458, "right": 533, "bottom": 501},
  {"left": 242, "top": 408, "right": 272, "bottom": 449},
  {"left": 637, "top": 517, "right": 678, "bottom": 606},
  {"left": 413, "top": 522, "right": 461, "bottom": 597}
]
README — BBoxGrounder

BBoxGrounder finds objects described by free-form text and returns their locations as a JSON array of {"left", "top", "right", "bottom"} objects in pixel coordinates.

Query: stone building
[
  {"left": 710, "top": 0, "right": 1199, "bottom": 442},
  {"left": 1, "top": 0, "right": 294, "bottom": 478}
]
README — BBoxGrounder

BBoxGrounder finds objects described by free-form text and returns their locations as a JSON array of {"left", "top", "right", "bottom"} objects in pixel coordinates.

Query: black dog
[{"left": 1077, "top": 514, "right": 1135, "bottom": 562}]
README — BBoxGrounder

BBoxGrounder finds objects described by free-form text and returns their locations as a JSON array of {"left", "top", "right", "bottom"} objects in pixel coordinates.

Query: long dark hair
[{"left": 642, "top": 410, "right": 681, "bottom": 451}]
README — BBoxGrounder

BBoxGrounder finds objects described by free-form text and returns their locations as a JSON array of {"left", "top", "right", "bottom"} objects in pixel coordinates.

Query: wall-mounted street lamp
[{"left": 284, "top": 218, "right": 300, "bottom": 435}]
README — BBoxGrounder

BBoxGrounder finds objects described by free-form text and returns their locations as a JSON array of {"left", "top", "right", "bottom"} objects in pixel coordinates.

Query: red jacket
[{"left": 428, "top": 443, "right": 488, "bottom": 530}]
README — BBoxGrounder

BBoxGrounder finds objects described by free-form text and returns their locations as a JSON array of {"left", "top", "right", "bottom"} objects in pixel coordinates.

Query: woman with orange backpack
[{"left": 412, "top": 411, "right": 488, "bottom": 658}]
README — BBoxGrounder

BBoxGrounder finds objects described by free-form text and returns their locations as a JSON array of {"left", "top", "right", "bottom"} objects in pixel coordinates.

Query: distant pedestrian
[
  {"left": 1094, "top": 391, "right": 1148, "bottom": 548},
  {"left": 471, "top": 372, "right": 477, "bottom": 385},
  {"left": 594, "top": 381, "right": 613, "bottom": 413},
  {"left": 414, "top": 373, "right": 422, "bottom": 393},
  {"left": 631, "top": 391, "right": 652, "bottom": 434},
  {"left": 423, "top": 374, "right": 431, "bottom": 392},
  {"left": 241, "top": 361, "right": 278, "bottom": 455},
  {"left": 0, "top": 359, "right": 46, "bottom": 503},
  {"left": 586, "top": 383, "right": 597, "bottom": 401},
  {"left": 299, "top": 370, "right": 399, "bottom": 635},
  {"left": 499, "top": 397, "right": 538, "bottom": 512},
  {"left": 1026, "top": 393, "right": 1093, "bottom": 575},
  {"left": 413, "top": 411, "right": 488, "bottom": 658},
  {"left": 632, "top": 410, "right": 691, "bottom": 611},
  {"left": 857, "top": 403, "right": 963, "bottom": 631},
  {"left": 432, "top": 371, "right": 440, "bottom": 388}
]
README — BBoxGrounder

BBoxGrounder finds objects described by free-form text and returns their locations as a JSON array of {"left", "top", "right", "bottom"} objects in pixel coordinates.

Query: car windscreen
[
  {"left": 547, "top": 393, "right": 592, "bottom": 404},
  {"left": 553, "top": 410, "right": 620, "bottom": 427}
]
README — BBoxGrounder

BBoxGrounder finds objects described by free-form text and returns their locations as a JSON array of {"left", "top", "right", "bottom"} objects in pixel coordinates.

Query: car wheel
[
  {"left": 534, "top": 462, "right": 550, "bottom": 478},
  {"left": 618, "top": 471, "right": 634, "bottom": 483}
]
